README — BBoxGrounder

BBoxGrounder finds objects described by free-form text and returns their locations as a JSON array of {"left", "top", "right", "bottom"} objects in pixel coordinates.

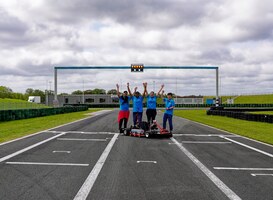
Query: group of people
[{"left": 116, "top": 82, "right": 175, "bottom": 133}]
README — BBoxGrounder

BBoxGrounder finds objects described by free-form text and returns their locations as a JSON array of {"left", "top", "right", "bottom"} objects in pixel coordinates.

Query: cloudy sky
[{"left": 1, "top": 0, "right": 273, "bottom": 96}]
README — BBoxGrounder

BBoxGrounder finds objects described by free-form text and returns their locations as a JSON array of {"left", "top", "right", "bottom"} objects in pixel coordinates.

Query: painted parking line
[
  {"left": 220, "top": 136, "right": 273, "bottom": 158},
  {"left": 169, "top": 141, "right": 232, "bottom": 144},
  {"left": 6, "top": 162, "right": 89, "bottom": 167},
  {"left": 251, "top": 174, "right": 273, "bottom": 177},
  {"left": 73, "top": 133, "right": 119, "bottom": 200},
  {"left": 0, "top": 132, "right": 67, "bottom": 163},
  {"left": 53, "top": 151, "right": 71, "bottom": 153},
  {"left": 171, "top": 137, "right": 241, "bottom": 200},
  {"left": 214, "top": 167, "right": 273, "bottom": 171},
  {"left": 57, "top": 138, "right": 107, "bottom": 142},
  {"left": 137, "top": 161, "right": 157, "bottom": 164}
]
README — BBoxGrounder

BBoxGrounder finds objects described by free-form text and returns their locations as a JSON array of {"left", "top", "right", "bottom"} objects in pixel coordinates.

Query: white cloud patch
[{"left": 0, "top": 0, "right": 273, "bottom": 96}]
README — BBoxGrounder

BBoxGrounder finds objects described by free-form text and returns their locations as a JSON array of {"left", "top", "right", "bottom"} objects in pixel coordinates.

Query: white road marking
[
  {"left": 137, "top": 161, "right": 157, "bottom": 164},
  {"left": 171, "top": 137, "right": 241, "bottom": 200},
  {"left": 251, "top": 174, "right": 273, "bottom": 177},
  {"left": 0, "top": 132, "right": 66, "bottom": 163},
  {"left": 66, "top": 131, "right": 116, "bottom": 135},
  {"left": 173, "top": 134, "right": 240, "bottom": 137},
  {"left": 181, "top": 118, "right": 273, "bottom": 148},
  {"left": 214, "top": 167, "right": 273, "bottom": 171},
  {"left": 6, "top": 162, "right": 89, "bottom": 167},
  {"left": 73, "top": 133, "right": 119, "bottom": 200},
  {"left": 169, "top": 141, "right": 232, "bottom": 144},
  {"left": 0, "top": 110, "right": 112, "bottom": 147},
  {"left": 53, "top": 151, "right": 71, "bottom": 153},
  {"left": 57, "top": 138, "right": 107, "bottom": 142},
  {"left": 220, "top": 136, "right": 273, "bottom": 158}
]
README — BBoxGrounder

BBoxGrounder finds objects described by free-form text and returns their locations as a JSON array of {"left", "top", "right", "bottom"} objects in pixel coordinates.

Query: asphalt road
[{"left": 0, "top": 109, "right": 273, "bottom": 200}]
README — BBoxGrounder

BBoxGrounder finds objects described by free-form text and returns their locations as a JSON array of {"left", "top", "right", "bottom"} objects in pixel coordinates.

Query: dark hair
[
  {"left": 167, "top": 93, "right": 173, "bottom": 96},
  {"left": 123, "top": 91, "right": 128, "bottom": 94}
]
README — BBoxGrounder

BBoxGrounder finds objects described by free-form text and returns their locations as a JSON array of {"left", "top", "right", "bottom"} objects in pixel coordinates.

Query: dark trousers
[
  {"left": 133, "top": 112, "right": 143, "bottom": 126},
  {"left": 119, "top": 118, "right": 128, "bottom": 130},
  {"left": 163, "top": 113, "right": 173, "bottom": 131},
  {"left": 146, "top": 109, "right": 157, "bottom": 124}
]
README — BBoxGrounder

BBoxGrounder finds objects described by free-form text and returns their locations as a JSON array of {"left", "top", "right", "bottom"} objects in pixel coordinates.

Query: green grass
[
  {"left": 204, "top": 94, "right": 273, "bottom": 104},
  {"left": 0, "top": 108, "right": 105, "bottom": 143},
  {"left": 249, "top": 111, "right": 273, "bottom": 115},
  {"left": 174, "top": 110, "right": 273, "bottom": 145},
  {"left": 0, "top": 98, "right": 49, "bottom": 110}
]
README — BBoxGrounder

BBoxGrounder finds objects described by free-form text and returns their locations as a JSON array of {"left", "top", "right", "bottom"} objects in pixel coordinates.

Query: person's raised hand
[{"left": 116, "top": 84, "right": 119, "bottom": 88}]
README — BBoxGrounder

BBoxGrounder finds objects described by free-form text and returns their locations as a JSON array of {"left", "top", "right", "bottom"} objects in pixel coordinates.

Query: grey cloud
[{"left": 44, "top": 0, "right": 223, "bottom": 29}]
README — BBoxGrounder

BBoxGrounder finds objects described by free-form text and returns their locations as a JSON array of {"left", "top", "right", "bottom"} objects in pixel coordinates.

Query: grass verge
[
  {"left": 174, "top": 110, "right": 273, "bottom": 145},
  {"left": 249, "top": 111, "right": 273, "bottom": 115},
  {"left": 0, "top": 108, "right": 105, "bottom": 143}
]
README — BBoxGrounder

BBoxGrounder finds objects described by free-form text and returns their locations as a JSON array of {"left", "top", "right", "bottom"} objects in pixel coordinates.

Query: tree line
[{"left": 0, "top": 86, "right": 118, "bottom": 103}]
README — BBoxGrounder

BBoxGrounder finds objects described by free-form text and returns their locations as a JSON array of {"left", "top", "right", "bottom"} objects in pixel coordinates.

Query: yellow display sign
[{"left": 131, "top": 64, "right": 144, "bottom": 72}]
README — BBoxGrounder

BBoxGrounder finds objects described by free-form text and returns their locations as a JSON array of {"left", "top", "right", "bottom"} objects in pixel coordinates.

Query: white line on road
[
  {"left": 214, "top": 167, "right": 273, "bottom": 171},
  {"left": 67, "top": 131, "right": 116, "bottom": 135},
  {"left": 171, "top": 137, "right": 241, "bottom": 200},
  {"left": 0, "top": 110, "right": 112, "bottom": 147},
  {"left": 173, "top": 134, "right": 240, "bottom": 137},
  {"left": 169, "top": 141, "right": 232, "bottom": 144},
  {"left": 220, "top": 136, "right": 273, "bottom": 158},
  {"left": 53, "top": 151, "right": 71, "bottom": 153},
  {"left": 6, "top": 162, "right": 88, "bottom": 167},
  {"left": 137, "top": 161, "right": 157, "bottom": 164},
  {"left": 0, "top": 132, "right": 67, "bottom": 163},
  {"left": 73, "top": 133, "right": 119, "bottom": 200},
  {"left": 251, "top": 174, "right": 273, "bottom": 177},
  {"left": 57, "top": 138, "right": 107, "bottom": 142}
]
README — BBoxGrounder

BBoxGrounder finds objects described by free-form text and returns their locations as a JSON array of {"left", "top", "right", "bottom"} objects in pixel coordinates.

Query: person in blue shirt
[
  {"left": 128, "top": 82, "right": 147, "bottom": 127},
  {"left": 161, "top": 91, "right": 175, "bottom": 133},
  {"left": 144, "top": 83, "right": 164, "bottom": 124},
  {"left": 116, "top": 83, "right": 131, "bottom": 133}
]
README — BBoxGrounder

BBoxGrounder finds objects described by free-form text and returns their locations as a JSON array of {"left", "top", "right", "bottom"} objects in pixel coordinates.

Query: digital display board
[{"left": 131, "top": 64, "right": 144, "bottom": 72}]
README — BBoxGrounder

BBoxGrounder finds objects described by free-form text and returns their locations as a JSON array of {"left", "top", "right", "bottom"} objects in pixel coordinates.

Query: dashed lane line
[
  {"left": 214, "top": 167, "right": 273, "bottom": 171},
  {"left": 169, "top": 141, "right": 232, "bottom": 144},
  {"left": 220, "top": 136, "right": 273, "bottom": 158},
  {"left": 171, "top": 137, "right": 241, "bottom": 200},
  {"left": 57, "top": 138, "right": 107, "bottom": 142},
  {"left": 73, "top": 133, "right": 119, "bottom": 200},
  {"left": 5, "top": 162, "right": 88, "bottom": 167},
  {"left": 251, "top": 174, "right": 273, "bottom": 177},
  {"left": 0, "top": 132, "right": 67, "bottom": 163}
]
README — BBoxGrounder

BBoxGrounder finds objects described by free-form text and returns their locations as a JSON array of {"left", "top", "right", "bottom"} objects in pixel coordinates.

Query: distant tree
[
  {"left": 92, "top": 88, "right": 106, "bottom": 94},
  {"left": 107, "top": 89, "right": 117, "bottom": 95},
  {"left": 25, "top": 88, "right": 45, "bottom": 103},
  {"left": 25, "top": 88, "right": 34, "bottom": 95},
  {"left": 84, "top": 90, "right": 93, "bottom": 94},
  {"left": 72, "top": 90, "right": 83, "bottom": 95},
  {"left": 0, "top": 86, "right": 13, "bottom": 98}
]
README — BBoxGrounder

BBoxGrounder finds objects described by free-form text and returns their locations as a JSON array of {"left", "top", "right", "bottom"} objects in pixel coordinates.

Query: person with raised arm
[
  {"left": 161, "top": 90, "right": 175, "bottom": 134},
  {"left": 144, "top": 83, "right": 164, "bottom": 124},
  {"left": 116, "top": 83, "right": 131, "bottom": 133},
  {"left": 128, "top": 82, "right": 147, "bottom": 127}
]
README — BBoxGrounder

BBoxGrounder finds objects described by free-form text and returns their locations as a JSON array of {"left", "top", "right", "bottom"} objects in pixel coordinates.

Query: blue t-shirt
[
  {"left": 132, "top": 96, "right": 144, "bottom": 112},
  {"left": 164, "top": 98, "right": 175, "bottom": 115},
  {"left": 119, "top": 96, "right": 131, "bottom": 111},
  {"left": 147, "top": 95, "right": 157, "bottom": 109}
]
